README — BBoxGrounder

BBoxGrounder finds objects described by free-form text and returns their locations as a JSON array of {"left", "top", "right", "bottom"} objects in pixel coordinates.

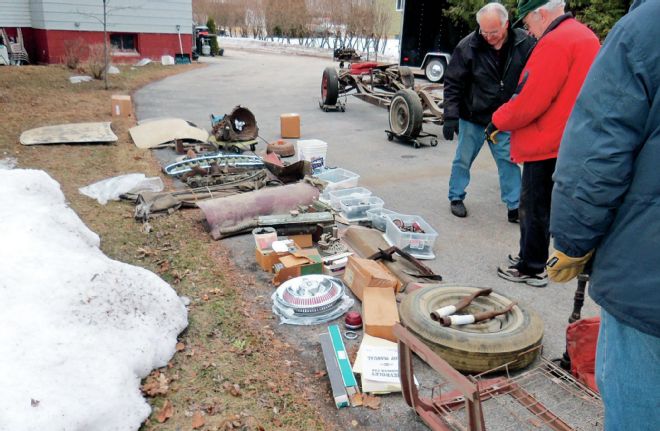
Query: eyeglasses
[{"left": 479, "top": 28, "right": 503, "bottom": 37}]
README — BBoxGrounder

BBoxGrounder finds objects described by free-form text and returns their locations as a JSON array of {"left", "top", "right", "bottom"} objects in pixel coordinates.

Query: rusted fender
[{"left": 198, "top": 182, "right": 320, "bottom": 240}]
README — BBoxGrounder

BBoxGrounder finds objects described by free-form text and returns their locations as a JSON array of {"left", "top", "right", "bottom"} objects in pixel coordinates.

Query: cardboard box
[
  {"left": 272, "top": 248, "right": 322, "bottom": 285},
  {"left": 255, "top": 248, "right": 286, "bottom": 272},
  {"left": 363, "top": 287, "right": 400, "bottom": 342},
  {"left": 111, "top": 95, "right": 132, "bottom": 118},
  {"left": 280, "top": 113, "right": 300, "bottom": 138},
  {"left": 342, "top": 256, "right": 401, "bottom": 301},
  {"left": 289, "top": 234, "right": 312, "bottom": 249}
]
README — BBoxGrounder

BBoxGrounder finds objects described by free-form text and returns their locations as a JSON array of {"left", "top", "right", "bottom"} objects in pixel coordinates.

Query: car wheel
[
  {"left": 399, "top": 286, "right": 544, "bottom": 373},
  {"left": 321, "top": 67, "right": 339, "bottom": 106},
  {"left": 424, "top": 58, "right": 447, "bottom": 83},
  {"left": 388, "top": 89, "right": 423, "bottom": 138}
]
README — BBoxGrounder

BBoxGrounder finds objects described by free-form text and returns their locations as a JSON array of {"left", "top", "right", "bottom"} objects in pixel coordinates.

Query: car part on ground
[
  {"left": 266, "top": 139, "right": 296, "bottom": 157},
  {"left": 399, "top": 286, "right": 543, "bottom": 373},
  {"left": 214, "top": 211, "right": 335, "bottom": 240},
  {"left": 430, "top": 288, "right": 492, "bottom": 321},
  {"left": 197, "top": 181, "right": 323, "bottom": 240},
  {"left": 20, "top": 122, "right": 118, "bottom": 146},
  {"left": 129, "top": 118, "right": 208, "bottom": 149},
  {"left": 396, "top": 323, "right": 603, "bottom": 431},
  {"left": 211, "top": 105, "right": 259, "bottom": 142},
  {"left": 367, "top": 246, "right": 442, "bottom": 282},
  {"left": 163, "top": 153, "right": 263, "bottom": 177},
  {"left": 271, "top": 275, "right": 354, "bottom": 325},
  {"left": 182, "top": 167, "right": 272, "bottom": 189},
  {"left": 319, "top": 63, "right": 444, "bottom": 145}
]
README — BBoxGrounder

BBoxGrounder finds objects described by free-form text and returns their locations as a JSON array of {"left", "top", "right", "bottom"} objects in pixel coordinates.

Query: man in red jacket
[{"left": 489, "top": 0, "right": 599, "bottom": 287}]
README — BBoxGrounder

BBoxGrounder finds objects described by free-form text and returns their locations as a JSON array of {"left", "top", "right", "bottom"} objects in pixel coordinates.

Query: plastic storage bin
[
  {"left": 315, "top": 168, "right": 360, "bottom": 199},
  {"left": 328, "top": 187, "right": 372, "bottom": 210},
  {"left": 383, "top": 214, "right": 438, "bottom": 259},
  {"left": 340, "top": 196, "right": 384, "bottom": 221},
  {"left": 296, "top": 139, "right": 328, "bottom": 174},
  {"left": 366, "top": 208, "right": 399, "bottom": 232}
]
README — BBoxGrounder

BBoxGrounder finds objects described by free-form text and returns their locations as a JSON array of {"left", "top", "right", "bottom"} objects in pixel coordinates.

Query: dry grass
[{"left": 0, "top": 64, "right": 329, "bottom": 431}]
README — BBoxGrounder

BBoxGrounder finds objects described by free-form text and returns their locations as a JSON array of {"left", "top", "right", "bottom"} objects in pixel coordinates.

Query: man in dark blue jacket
[
  {"left": 443, "top": 2, "right": 534, "bottom": 221},
  {"left": 548, "top": 1, "right": 660, "bottom": 428}
]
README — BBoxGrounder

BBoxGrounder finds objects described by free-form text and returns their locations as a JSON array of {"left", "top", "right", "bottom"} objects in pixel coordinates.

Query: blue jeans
[
  {"left": 448, "top": 119, "right": 521, "bottom": 209},
  {"left": 596, "top": 309, "right": 660, "bottom": 430}
]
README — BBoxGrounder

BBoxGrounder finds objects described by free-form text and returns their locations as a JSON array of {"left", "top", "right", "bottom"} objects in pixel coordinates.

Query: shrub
[
  {"left": 62, "top": 38, "right": 85, "bottom": 70},
  {"left": 86, "top": 44, "right": 106, "bottom": 80}
]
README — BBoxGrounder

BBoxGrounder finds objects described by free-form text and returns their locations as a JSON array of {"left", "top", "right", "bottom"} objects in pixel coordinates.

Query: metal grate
[{"left": 431, "top": 358, "right": 603, "bottom": 431}]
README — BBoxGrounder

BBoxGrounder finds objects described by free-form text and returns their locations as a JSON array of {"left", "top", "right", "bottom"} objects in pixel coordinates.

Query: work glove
[
  {"left": 485, "top": 122, "right": 499, "bottom": 145},
  {"left": 442, "top": 119, "right": 459, "bottom": 141},
  {"left": 546, "top": 250, "right": 594, "bottom": 283}
]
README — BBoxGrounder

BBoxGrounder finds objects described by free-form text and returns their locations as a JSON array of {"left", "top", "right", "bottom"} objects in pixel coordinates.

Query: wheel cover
[
  {"left": 426, "top": 60, "right": 444, "bottom": 82},
  {"left": 389, "top": 96, "right": 410, "bottom": 135}
]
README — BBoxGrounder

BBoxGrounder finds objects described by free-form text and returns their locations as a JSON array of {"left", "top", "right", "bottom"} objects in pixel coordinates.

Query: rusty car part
[
  {"left": 266, "top": 139, "right": 296, "bottom": 157},
  {"left": 216, "top": 211, "right": 335, "bottom": 240},
  {"left": 395, "top": 323, "right": 604, "bottom": 431},
  {"left": 182, "top": 167, "right": 272, "bottom": 189},
  {"left": 430, "top": 288, "right": 493, "bottom": 321},
  {"left": 198, "top": 182, "right": 323, "bottom": 240},
  {"left": 341, "top": 226, "right": 425, "bottom": 286},
  {"left": 317, "top": 228, "right": 348, "bottom": 256},
  {"left": 164, "top": 153, "right": 263, "bottom": 177},
  {"left": 438, "top": 302, "right": 517, "bottom": 327},
  {"left": 210, "top": 105, "right": 259, "bottom": 142},
  {"left": 368, "top": 246, "right": 442, "bottom": 281}
]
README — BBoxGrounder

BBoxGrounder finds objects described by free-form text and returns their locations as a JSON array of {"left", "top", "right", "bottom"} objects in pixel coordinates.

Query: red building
[{"left": 0, "top": 0, "right": 193, "bottom": 64}]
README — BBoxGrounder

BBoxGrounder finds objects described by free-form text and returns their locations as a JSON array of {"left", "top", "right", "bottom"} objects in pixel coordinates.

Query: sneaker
[
  {"left": 497, "top": 265, "right": 548, "bottom": 287},
  {"left": 450, "top": 200, "right": 467, "bottom": 218},
  {"left": 508, "top": 254, "right": 521, "bottom": 266},
  {"left": 507, "top": 208, "right": 519, "bottom": 223}
]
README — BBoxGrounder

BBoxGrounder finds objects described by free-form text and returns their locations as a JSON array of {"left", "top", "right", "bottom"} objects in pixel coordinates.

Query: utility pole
[{"left": 103, "top": 0, "right": 108, "bottom": 90}]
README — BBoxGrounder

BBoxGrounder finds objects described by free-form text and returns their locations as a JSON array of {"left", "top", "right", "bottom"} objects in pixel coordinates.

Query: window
[
  {"left": 396, "top": 0, "right": 404, "bottom": 11},
  {"left": 110, "top": 34, "right": 136, "bottom": 52}
]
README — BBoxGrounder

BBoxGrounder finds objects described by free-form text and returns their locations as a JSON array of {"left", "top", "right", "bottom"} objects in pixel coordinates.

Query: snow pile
[{"left": 0, "top": 169, "right": 188, "bottom": 431}]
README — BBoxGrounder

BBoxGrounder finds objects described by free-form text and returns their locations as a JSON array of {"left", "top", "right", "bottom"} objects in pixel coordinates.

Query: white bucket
[{"left": 296, "top": 139, "right": 328, "bottom": 174}]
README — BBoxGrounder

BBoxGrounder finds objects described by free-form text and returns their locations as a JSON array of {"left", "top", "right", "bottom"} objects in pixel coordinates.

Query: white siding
[
  {"left": 30, "top": 0, "right": 192, "bottom": 34},
  {"left": 0, "top": 0, "right": 32, "bottom": 27}
]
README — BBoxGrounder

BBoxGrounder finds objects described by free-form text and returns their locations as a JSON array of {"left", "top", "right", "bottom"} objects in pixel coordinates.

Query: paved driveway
[{"left": 135, "top": 49, "right": 599, "bottom": 429}]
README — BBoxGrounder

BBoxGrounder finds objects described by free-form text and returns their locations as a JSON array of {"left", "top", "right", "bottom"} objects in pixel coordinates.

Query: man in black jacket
[{"left": 443, "top": 2, "right": 534, "bottom": 221}]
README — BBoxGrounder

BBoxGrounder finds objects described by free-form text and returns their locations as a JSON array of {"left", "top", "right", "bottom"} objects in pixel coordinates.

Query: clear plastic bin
[
  {"left": 340, "top": 196, "right": 384, "bottom": 221},
  {"left": 328, "top": 187, "right": 372, "bottom": 210},
  {"left": 366, "top": 208, "right": 400, "bottom": 232},
  {"left": 384, "top": 214, "right": 438, "bottom": 259},
  {"left": 314, "top": 168, "right": 360, "bottom": 199}
]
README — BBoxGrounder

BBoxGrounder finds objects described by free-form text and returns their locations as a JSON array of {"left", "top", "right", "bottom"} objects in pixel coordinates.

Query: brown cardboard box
[
  {"left": 342, "top": 256, "right": 401, "bottom": 301},
  {"left": 272, "top": 248, "right": 322, "bottom": 285},
  {"left": 363, "top": 287, "right": 400, "bottom": 342},
  {"left": 111, "top": 95, "right": 133, "bottom": 118},
  {"left": 255, "top": 248, "right": 287, "bottom": 272},
  {"left": 289, "top": 234, "right": 312, "bottom": 249},
  {"left": 280, "top": 113, "right": 301, "bottom": 138}
]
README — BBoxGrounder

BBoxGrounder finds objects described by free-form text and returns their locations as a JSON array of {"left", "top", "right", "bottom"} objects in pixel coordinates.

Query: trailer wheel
[
  {"left": 399, "top": 286, "right": 544, "bottom": 373},
  {"left": 398, "top": 66, "right": 415, "bottom": 89},
  {"left": 389, "top": 89, "right": 423, "bottom": 138},
  {"left": 424, "top": 58, "right": 447, "bottom": 83},
  {"left": 321, "top": 67, "right": 339, "bottom": 106}
]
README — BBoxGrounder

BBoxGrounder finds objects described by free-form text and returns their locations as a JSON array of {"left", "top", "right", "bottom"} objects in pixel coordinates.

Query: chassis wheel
[
  {"left": 424, "top": 58, "right": 447, "bottom": 83},
  {"left": 399, "top": 286, "right": 544, "bottom": 373},
  {"left": 389, "top": 89, "right": 423, "bottom": 138},
  {"left": 321, "top": 67, "right": 339, "bottom": 106},
  {"left": 398, "top": 66, "right": 415, "bottom": 89}
]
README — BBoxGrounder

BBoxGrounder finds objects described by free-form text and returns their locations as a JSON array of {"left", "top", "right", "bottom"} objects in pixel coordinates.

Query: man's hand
[
  {"left": 546, "top": 250, "right": 594, "bottom": 283},
  {"left": 485, "top": 122, "right": 499, "bottom": 145},
  {"left": 443, "top": 119, "right": 459, "bottom": 140}
]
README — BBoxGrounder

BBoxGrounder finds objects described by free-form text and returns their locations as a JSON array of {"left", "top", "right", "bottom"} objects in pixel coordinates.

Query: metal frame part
[{"left": 395, "top": 323, "right": 604, "bottom": 431}]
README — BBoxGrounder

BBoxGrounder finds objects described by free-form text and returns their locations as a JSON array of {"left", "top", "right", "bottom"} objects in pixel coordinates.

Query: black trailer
[{"left": 399, "top": 0, "right": 469, "bottom": 82}]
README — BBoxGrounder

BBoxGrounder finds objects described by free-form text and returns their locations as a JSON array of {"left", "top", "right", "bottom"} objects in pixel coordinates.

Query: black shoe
[
  {"left": 450, "top": 200, "right": 467, "bottom": 218},
  {"left": 507, "top": 208, "right": 519, "bottom": 223}
]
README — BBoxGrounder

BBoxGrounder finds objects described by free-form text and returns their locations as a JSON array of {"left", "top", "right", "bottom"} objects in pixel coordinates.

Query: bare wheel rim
[{"left": 389, "top": 97, "right": 410, "bottom": 135}]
